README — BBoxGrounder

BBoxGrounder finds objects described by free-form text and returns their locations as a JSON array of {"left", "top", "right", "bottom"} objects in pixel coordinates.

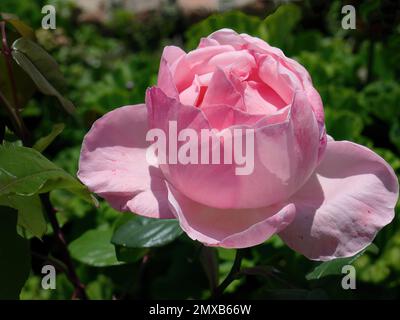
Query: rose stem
[
  {"left": 211, "top": 249, "right": 243, "bottom": 299},
  {"left": 40, "top": 194, "right": 88, "bottom": 300}
]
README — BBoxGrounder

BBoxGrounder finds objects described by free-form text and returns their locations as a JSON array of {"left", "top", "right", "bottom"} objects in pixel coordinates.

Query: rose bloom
[{"left": 78, "top": 29, "right": 399, "bottom": 260}]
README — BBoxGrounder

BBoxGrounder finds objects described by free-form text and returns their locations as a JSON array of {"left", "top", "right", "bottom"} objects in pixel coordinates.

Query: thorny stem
[
  {"left": 0, "top": 20, "right": 88, "bottom": 300},
  {"left": 211, "top": 250, "right": 243, "bottom": 299}
]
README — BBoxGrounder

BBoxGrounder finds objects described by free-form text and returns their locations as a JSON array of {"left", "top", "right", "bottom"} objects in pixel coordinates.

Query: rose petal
[
  {"left": 244, "top": 81, "right": 285, "bottom": 115},
  {"left": 158, "top": 46, "right": 186, "bottom": 98},
  {"left": 174, "top": 45, "right": 235, "bottom": 92},
  {"left": 168, "top": 183, "right": 296, "bottom": 248},
  {"left": 161, "top": 45, "right": 186, "bottom": 67},
  {"left": 258, "top": 54, "right": 302, "bottom": 104},
  {"left": 201, "top": 104, "right": 266, "bottom": 130},
  {"left": 146, "top": 86, "right": 211, "bottom": 133},
  {"left": 207, "top": 50, "right": 256, "bottom": 79},
  {"left": 78, "top": 104, "right": 173, "bottom": 218},
  {"left": 206, "top": 29, "right": 325, "bottom": 132},
  {"left": 179, "top": 75, "right": 203, "bottom": 106},
  {"left": 206, "top": 29, "right": 327, "bottom": 160},
  {"left": 279, "top": 141, "right": 399, "bottom": 261},
  {"left": 158, "top": 58, "right": 179, "bottom": 98},
  {"left": 284, "top": 57, "right": 325, "bottom": 126},
  {"left": 207, "top": 28, "right": 247, "bottom": 49},
  {"left": 201, "top": 68, "right": 243, "bottom": 109}
]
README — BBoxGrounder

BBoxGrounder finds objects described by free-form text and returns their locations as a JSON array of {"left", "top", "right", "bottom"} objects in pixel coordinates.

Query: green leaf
[
  {"left": 306, "top": 244, "right": 378, "bottom": 280},
  {"left": 86, "top": 275, "right": 114, "bottom": 300},
  {"left": 33, "top": 123, "right": 65, "bottom": 152},
  {"left": 11, "top": 38, "right": 75, "bottom": 114},
  {"left": 0, "top": 206, "right": 31, "bottom": 299},
  {"left": 69, "top": 228, "right": 146, "bottom": 267},
  {"left": 115, "top": 246, "right": 147, "bottom": 264},
  {"left": 0, "top": 50, "right": 36, "bottom": 110},
  {"left": 260, "top": 4, "right": 301, "bottom": 49},
  {"left": 0, "top": 144, "right": 93, "bottom": 204},
  {"left": 0, "top": 194, "right": 47, "bottom": 238},
  {"left": 69, "top": 229, "right": 124, "bottom": 267},
  {"left": 112, "top": 216, "right": 183, "bottom": 248},
  {"left": 1, "top": 13, "right": 35, "bottom": 39}
]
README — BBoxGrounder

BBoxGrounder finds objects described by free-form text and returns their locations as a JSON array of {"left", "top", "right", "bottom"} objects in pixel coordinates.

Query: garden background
[{"left": 0, "top": 0, "right": 399, "bottom": 300}]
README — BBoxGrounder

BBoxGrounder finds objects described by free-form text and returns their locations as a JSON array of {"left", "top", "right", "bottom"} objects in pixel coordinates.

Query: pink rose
[{"left": 78, "top": 29, "right": 399, "bottom": 260}]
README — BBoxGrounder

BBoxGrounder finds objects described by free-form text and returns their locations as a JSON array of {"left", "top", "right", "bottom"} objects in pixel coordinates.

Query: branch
[
  {"left": 211, "top": 249, "right": 243, "bottom": 299},
  {"left": 0, "top": 21, "right": 29, "bottom": 145},
  {"left": 1, "top": 21, "right": 19, "bottom": 108},
  {"left": 40, "top": 194, "right": 88, "bottom": 300},
  {"left": 0, "top": 90, "right": 27, "bottom": 141}
]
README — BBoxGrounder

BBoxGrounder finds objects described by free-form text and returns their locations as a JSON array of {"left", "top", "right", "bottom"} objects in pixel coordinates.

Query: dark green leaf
[
  {"left": 0, "top": 15, "right": 36, "bottom": 109},
  {"left": 115, "top": 246, "right": 147, "bottom": 263},
  {"left": 69, "top": 229, "right": 124, "bottom": 267},
  {"left": 11, "top": 38, "right": 75, "bottom": 114},
  {"left": 33, "top": 123, "right": 65, "bottom": 152},
  {"left": 0, "top": 52, "right": 36, "bottom": 110},
  {"left": 0, "top": 194, "right": 46, "bottom": 238},
  {"left": 112, "top": 216, "right": 183, "bottom": 248},
  {"left": 239, "top": 265, "right": 279, "bottom": 278},
  {"left": 0, "top": 144, "right": 93, "bottom": 204},
  {"left": 0, "top": 206, "right": 31, "bottom": 299},
  {"left": 1, "top": 13, "right": 35, "bottom": 39}
]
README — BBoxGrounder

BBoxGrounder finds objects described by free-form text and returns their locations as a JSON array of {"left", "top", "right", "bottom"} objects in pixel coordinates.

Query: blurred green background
[{"left": 0, "top": 0, "right": 399, "bottom": 299}]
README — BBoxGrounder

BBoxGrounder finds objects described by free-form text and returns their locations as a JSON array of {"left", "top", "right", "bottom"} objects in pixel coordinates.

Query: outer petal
[
  {"left": 167, "top": 184, "right": 296, "bottom": 248},
  {"left": 78, "top": 104, "right": 174, "bottom": 219},
  {"left": 279, "top": 141, "right": 399, "bottom": 261}
]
